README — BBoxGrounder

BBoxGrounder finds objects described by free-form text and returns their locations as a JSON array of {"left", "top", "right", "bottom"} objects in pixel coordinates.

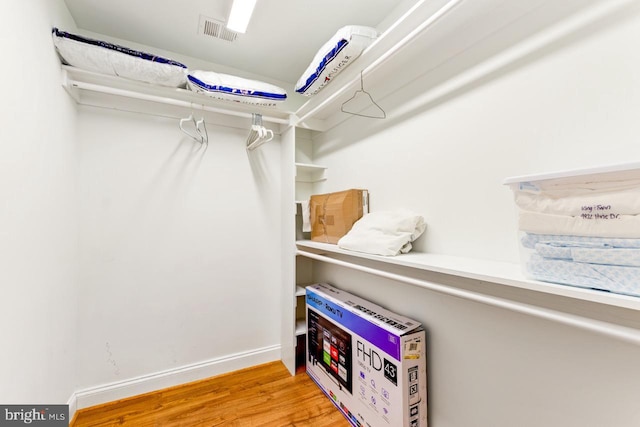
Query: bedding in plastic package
[
  {"left": 187, "top": 70, "right": 287, "bottom": 107},
  {"left": 52, "top": 27, "right": 188, "bottom": 87},
  {"left": 295, "top": 25, "right": 378, "bottom": 96}
]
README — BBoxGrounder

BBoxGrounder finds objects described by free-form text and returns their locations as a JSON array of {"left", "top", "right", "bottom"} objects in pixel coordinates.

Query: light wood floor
[{"left": 71, "top": 361, "right": 351, "bottom": 427}]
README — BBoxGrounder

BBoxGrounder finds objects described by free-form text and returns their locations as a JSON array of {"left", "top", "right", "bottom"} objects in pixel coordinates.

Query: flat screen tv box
[{"left": 306, "top": 283, "right": 427, "bottom": 427}]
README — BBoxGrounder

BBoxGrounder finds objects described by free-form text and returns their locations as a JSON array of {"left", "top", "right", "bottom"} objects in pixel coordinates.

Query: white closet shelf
[
  {"left": 295, "top": 319, "right": 307, "bottom": 336},
  {"left": 296, "top": 240, "right": 640, "bottom": 312},
  {"left": 60, "top": 66, "right": 293, "bottom": 124},
  {"left": 295, "top": 162, "right": 327, "bottom": 172},
  {"left": 295, "top": 162, "right": 327, "bottom": 183},
  {"left": 503, "top": 161, "right": 640, "bottom": 185}
]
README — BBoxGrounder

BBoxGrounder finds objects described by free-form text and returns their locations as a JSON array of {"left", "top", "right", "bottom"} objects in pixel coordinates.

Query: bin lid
[{"left": 503, "top": 161, "right": 640, "bottom": 185}]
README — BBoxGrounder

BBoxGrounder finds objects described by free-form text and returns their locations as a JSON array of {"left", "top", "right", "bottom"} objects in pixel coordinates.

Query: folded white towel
[{"left": 338, "top": 210, "right": 426, "bottom": 256}]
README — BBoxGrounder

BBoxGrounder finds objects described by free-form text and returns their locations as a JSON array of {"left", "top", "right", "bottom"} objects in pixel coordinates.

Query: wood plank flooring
[{"left": 71, "top": 361, "right": 351, "bottom": 427}]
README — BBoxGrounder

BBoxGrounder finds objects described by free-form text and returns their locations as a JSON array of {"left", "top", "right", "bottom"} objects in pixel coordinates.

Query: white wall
[
  {"left": 309, "top": 3, "right": 640, "bottom": 427},
  {"left": 0, "top": 0, "right": 79, "bottom": 404},
  {"left": 1, "top": 0, "right": 285, "bottom": 409},
  {"left": 75, "top": 106, "right": 283, "bottom": 395}
]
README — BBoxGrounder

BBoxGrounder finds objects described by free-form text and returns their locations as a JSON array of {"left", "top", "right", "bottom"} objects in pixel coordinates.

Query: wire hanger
[
  {"left": 179, "top": 113, "right": 198, "bottom": 140},
  {"left": 195, "top": 113, "right": 208, "bottom": 145},
  {"left": 341, "top": 71, "right": 386, "bottom": 119}
]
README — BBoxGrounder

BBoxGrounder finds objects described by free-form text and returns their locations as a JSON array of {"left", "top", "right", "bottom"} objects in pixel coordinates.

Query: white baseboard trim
[
  {"left": 72, "top": 344, "right": 281, "bottom": 411},
  {"left": 67, "top": 392, "right": 77, "bottom": 423}
]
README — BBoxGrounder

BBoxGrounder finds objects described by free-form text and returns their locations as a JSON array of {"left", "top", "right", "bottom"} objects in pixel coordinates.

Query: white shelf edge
[
  {"left": 295, "top": 240, "right": 640, "bottom": 312},
  {"left": 295, "top": 319, "right": 307, "bottom": 336},
  {"left": 295, "top": 162, "right": 328, "bottom": 171},
  {"left": 295, "top": 286, "right": 306, "bottom": 297},
  {"left": 503, "top": 161, "right": 640, "bottom": 185},
  {"left": 295, "top": 178, "right": 327, "bottom": 184},
  {"left": 295, "top": 162, "right": 327, "bottom": 184}
]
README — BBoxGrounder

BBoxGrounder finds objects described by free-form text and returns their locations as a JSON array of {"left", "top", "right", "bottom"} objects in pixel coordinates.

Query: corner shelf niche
[
  {"left": 295, "top": 319, "right": 307, "bottom": 336},
  {"left": 295, "top": 162, "right": 327, "bottom": 184}
]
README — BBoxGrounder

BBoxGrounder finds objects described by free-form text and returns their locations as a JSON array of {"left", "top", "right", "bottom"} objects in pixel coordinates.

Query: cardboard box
[
  {"left": 306, "top": 283, "right": 427, "bottom": 427},
  {"left": 310, "top": 189, "right": 369, "bottom": 244}
]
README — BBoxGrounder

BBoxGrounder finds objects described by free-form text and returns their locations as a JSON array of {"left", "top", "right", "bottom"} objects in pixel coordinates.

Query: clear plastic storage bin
[{"left": 504, "top": 162, "right": 640, "bottom": 298}]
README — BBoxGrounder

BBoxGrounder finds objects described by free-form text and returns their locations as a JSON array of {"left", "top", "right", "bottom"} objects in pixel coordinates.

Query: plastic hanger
[
  {"left": 179, "top": 104, "right": 208, "bottom": 144},
  {"left": 179, "top": 113, "right": 199, "bottom": 140},
  {"left": 341, "top": 72, "right": 386, "bottom": 119},
  {"left": 246, "top": 113, "right": 274, "bottom": 151}
]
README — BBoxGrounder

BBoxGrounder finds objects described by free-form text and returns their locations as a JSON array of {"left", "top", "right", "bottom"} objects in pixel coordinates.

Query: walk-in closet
[{"left": 2, "top": 0, "right": 640, "bottom": 426}]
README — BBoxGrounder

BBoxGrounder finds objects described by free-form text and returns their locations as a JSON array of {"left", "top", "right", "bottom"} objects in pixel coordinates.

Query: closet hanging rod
[
  {"left": 295, "top": 0, "right": 463, "bottom": 125},
  {"left": 65, "top": 77, "right": 290, "bottom": 125},
  {"left": 296, "top": 250, "right": 640, "bottom": 346}
]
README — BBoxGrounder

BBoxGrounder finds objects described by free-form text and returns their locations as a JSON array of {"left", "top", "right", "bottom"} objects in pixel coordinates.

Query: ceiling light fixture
[{"left": 227, "top": 0, "right": 257, "bottom": 33}]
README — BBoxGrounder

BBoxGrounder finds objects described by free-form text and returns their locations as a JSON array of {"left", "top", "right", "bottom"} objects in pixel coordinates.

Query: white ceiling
[{"left": 63, "top": 0, "right": 412, "bottom": 85}]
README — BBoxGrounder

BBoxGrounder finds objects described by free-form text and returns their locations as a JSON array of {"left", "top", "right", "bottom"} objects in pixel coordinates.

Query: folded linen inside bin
[{"left": 505, "top": 163, "right": 640, "bottom": 297}]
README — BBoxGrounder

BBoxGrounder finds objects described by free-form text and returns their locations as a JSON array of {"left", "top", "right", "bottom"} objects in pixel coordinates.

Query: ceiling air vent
[{"left": 199, "top": 15, "right": 238, "bottom": 42}]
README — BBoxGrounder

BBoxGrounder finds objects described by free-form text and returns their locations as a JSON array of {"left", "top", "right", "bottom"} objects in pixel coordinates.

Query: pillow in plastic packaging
[
  {"left": 52, "top": 27, "right": 188, "bottom": 88},
  {"left": 295, "top": 25, "right": 378, "bottom": 96},
  {"left": 187, "top": 70, "right": 287, "bottom": 107}
]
